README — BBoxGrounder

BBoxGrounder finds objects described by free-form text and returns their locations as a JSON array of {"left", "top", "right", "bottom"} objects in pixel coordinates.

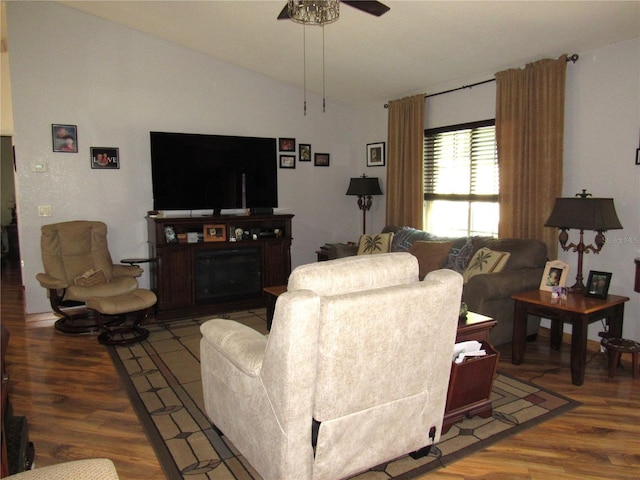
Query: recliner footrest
[{"left": 86, "top": 290, "right": 157, "bottom": 346}]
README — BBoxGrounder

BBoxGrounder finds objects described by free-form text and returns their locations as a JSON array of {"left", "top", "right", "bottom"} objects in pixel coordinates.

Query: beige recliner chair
[
  {"left": 36, "top": 221, "right": 153, "bottom": 340},
  {"left": 200, "top": 252, "right": 463, "bottom": 480}
]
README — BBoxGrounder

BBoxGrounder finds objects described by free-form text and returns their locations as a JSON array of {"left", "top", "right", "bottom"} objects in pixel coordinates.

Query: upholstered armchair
[
  {"left": 200, "top": 252, "right": 463, "bottom": 480},
  {"left": 36, "top": 221, "right": 143, "bottom": 334}
]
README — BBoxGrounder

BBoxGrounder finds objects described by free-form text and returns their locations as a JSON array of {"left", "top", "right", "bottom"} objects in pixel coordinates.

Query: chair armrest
[
  {"left": 201, "top": 319, "right": 268, "bottom": 376},
  {"left": 464, "top": 268, "right": 544, "bottom": 304},
  {"left": 112, "top": 264, "right": 143, "bottom": 277},
  {"left": 36, "top": 272, "right": 68, "bottom": 289}
]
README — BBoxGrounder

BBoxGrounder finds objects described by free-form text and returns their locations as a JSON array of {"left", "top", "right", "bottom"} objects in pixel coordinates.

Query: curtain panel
[
  {"left": 386, "top": 94, "right": 425, "bottom": 229},
  {"left": 495, "top": 55, "right": 567, "bottom": 258}
]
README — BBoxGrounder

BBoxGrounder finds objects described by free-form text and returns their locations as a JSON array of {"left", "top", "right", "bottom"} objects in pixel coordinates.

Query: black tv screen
[{"left": 150, "top": 132, "right": 278, "bottom": 211}]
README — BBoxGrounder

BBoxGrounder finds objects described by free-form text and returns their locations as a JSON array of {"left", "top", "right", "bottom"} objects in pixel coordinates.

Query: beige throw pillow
[
  {"left": 463, "top": 247, "right": 511, "bottom": 284},
  {"left": 408, "top": 241, "right": 453, "bottom": 280},
  {"left": 356, "top": 233, "right": 394, "bottom": 255}
]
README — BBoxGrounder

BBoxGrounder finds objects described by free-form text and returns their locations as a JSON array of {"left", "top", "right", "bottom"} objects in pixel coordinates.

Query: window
[{"left": 423, "top": 120, "right": 499, "bottom": 237}]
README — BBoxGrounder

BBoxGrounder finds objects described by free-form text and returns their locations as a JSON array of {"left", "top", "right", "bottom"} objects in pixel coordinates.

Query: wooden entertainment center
[{"left": 147, "top": 214, "right": 293, "bottom": 320}]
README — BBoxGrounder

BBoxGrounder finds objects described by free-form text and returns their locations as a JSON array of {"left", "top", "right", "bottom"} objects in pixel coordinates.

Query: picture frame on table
[
  {"left": 279, "top": 155, "right": 296, "bottom": 169},
  {"left": 90, "top": 147, "right": 120, "bottom": 169},
  {"left": 367, "top": 142, "right": 385, "bottom": 167},
  {"left": 539, "top": 260, "right": 569, "bottom": 292},
  {"left": 203, "top": 224, "right": 226, "bottom": 242},
  {"left": 279, "top": 138, "right": 295, "bottom": 152},
  {"left": 585, "top": 270, "right": 612, "bottom": 299},
  {"left": 299, "top": 143, "right": 311, "bottom": 161},
  {"left": 52, "top": 124, "right": 78, "bottom": 153}
]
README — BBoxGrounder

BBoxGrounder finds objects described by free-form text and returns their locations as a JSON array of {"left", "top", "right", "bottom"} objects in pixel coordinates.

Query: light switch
[
  {"left": 38, "top": 205, "right": 51, "bottom": 217},
  {"left": 31, "top": 161, "right": 47, "bottom": 172}
]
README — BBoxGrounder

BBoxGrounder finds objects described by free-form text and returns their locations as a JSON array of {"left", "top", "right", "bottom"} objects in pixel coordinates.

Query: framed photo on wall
[
  {"left": 90, "top": 147, "right": 120, "bottom": 169},
  {"left": 52, "top": 124, "right": 78, "bottom": 153},
  {"left": 367, "top": 142, "right": 385, "bottom": 167},
  {"left": 314, "top": 153, "right": 330, "bottom": 167},
  {"left": 280, "top": 155, "right": 295, "bottom": 169},
  {"left": 585, "top": 270, "right": 612, "bottom": 298},
  {"left": 539, "top": 260, "right": 569, "bottom": 292},
  {"left": 278, "top": 138, "right": 295, "bottom": 152},
  {"left": 299, "top": 143, "right": 311, "bottom": 161}
]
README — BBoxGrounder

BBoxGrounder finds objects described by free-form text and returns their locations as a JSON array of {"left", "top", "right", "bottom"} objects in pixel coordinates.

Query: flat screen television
[{"left": 150, "top": 131, "right": 278, "bottom": 212}]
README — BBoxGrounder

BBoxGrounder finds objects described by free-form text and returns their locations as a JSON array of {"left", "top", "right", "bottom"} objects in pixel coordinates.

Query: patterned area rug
[{"left": 108, "top": 309, "right": 580, "bottom": 480}]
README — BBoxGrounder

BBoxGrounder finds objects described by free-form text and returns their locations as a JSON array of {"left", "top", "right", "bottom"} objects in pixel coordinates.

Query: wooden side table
[
  {"left": 442, "top": 312, "right": 498, "bottom": 433},
  {"left": 511, "top": 289, "right": 629, "bottom": 386}
]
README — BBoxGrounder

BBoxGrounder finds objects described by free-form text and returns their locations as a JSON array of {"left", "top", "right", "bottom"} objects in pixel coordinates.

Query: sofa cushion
[
  {"left": 472, "top": 237, "right": 547, "bottom": 270},
  {"left": 357, "top": 233, "right": 394, "bottom": 255},
  {"left": 408, "top": 241, "right": 454, "bottom": 280},
  {"left": 384, "top": 226, "right": 436, "bottom": 252},
  {"left": 74, "top": 268, "right": 107, "bottom": 287},
  {"left": 444, "top": 237, "right": 475, "bottom": 273},
  {"left": 463, "top": 247, "right": 511, "bottom": 283}
]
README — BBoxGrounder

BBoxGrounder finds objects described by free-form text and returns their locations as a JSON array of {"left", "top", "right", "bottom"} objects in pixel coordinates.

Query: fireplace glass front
[{"left": 195, "top": 248, "right": 262, "bottom": 304}]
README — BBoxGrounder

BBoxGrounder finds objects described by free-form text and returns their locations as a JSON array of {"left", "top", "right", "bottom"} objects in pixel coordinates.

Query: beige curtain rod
[{"left": 384, "top": 54, "right": 579, "bottom": 108}]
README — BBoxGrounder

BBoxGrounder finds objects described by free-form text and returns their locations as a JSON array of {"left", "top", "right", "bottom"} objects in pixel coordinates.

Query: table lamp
[
  {"left": 346, "top": 175, "right": 382, "bottom": 235},
  {"left": 545, "top": 189, "right": 623, "bottom": 292}
]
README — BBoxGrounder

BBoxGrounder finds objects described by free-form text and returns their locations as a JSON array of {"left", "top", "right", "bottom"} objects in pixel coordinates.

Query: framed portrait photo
[
  {"left": 91, "top": 147, "right": 120, "bottom": 169},
  {"left": 367, "top": 142, "right": 385, "bottom": 167},
  {"left": 280, "top": 154, "right": 296, "bottom": 169},
  {"left": 299, "top": 143, "right": 311, "bottom": 162},
  {"left": 52, "top": 124, "right": 78, "bottom": 153},
  {"left": 539, "top": 260, "right": 569, "bottom": 292},
  {"left": 585, "top": 271, "right": 612, "bottom": 299},
  {"left": 203, "top": 224, "right": 226, "bottom": 242},
  {"left": 278, "top": 137, "right": 295, "bottom": 152},
  {"left": 314, "top": 153, "right": 330, "bottom": 167}
]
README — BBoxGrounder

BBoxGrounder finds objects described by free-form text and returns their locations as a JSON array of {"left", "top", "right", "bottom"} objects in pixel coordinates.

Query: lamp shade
[
  {"left": 544, "top": 197, "right": 623, "bottom": 231},
  {"left": 346, "top": 177, "right": 382, "bottom": 196}
]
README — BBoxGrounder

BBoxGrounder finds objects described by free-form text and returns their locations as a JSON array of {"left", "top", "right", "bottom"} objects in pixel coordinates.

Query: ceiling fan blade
[
  {"left": 277, "top": 4, "right": 290, "bottom": 20},
  {"left": 343, "top": 1, "right": 390, "bottom": 17}
]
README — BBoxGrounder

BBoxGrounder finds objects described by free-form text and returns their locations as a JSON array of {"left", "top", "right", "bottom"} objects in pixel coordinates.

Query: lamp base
[{"left": 569, "top": 280, "right": 586, "bottom": 293}]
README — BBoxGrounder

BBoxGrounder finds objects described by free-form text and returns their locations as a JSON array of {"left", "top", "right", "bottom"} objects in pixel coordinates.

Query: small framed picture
[
  {"left": 299, "top": 143, "right": 311, "bottom": 161},
  {"left": 164, "top": 226, "right": 177, "bottom": 243},
  {"left": 314, "top": 153, "right": 330, "bottom": 167},
  {"left": 585, "top": 271, "right": 612, "bottom": 299},
  {"left": 279, "top": 137, "right": 295, "bottom": 152},
  {"left": 279, "top": 154, "right": 296, "bottom": 169},
  {"left": 540, "top": 260, "right": 569, "bottom": 292},
  {"left": 52, "top": 124, "right": 78, "bottom": 153},
  {"left": 367, "top": 142, "right": 385, "bottom": 167},
  {"left": 91, "top": 147, "right": 120, "bottom": 169},
  {"left": 203, "top": 224, "right": 226, "bottom": 242}
]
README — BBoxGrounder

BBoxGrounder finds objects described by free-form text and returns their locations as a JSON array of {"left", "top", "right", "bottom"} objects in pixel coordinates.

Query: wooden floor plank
[{"left": 2, "top": 257, "right": 639, "bottom": 479}]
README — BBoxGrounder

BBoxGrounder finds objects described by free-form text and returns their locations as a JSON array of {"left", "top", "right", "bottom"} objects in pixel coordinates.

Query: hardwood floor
[{"left": 2, "top": 256, "right": 638, "bottom": 479}]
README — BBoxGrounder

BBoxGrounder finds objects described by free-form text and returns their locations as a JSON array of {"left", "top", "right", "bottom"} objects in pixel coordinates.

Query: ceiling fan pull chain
[
  {"left": 322, "top": 24, "right": 326, "bottom": 113},
  {"left": 303, "top": 24, "right": 307, "bottom": 116}
]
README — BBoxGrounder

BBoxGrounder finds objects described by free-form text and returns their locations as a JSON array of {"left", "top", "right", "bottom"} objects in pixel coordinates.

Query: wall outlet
[{"left": 37, "top": 205, "right": 51, "bottom": 217}]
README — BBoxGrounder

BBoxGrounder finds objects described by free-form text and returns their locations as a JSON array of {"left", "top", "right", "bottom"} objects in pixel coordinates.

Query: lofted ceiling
[{"left": 20, "top": 1, "right": 640, "bottom": 105}]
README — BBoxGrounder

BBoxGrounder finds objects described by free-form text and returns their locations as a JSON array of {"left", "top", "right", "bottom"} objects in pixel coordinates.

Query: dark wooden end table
[{"left": 511, "top": 289, "right": 630, "bottom": 386}]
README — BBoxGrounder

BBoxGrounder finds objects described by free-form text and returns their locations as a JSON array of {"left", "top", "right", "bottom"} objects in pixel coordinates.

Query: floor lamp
[
  {"left": 346, "top": 175, "right": 382, "bottom": 235},
  {"left": 545, "top": 190, "right": 623, "bottom": 292}
]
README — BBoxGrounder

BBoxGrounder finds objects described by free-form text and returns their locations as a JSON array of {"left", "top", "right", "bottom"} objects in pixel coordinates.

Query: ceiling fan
[{"left": 277, "top": 1, "right": 390, "bottom": 21}]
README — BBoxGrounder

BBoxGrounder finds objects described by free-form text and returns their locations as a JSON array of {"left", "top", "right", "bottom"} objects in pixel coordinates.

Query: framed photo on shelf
[
  {"left": 314, "top": 153, "right": 330, "bottom": 167},
  {"left": 539, "top": 260, "right": 569, "bottom": 292},
  {"left": 279, "top": 154, "right": 296, "bottom": 169},
  {"left": 367, "top": 142, "right": 385, "bottom": 167},
  {"left": 585, "top": 270, "right": 612, "bottom": 299},
  {"left": 52, "top": 124, "right": 78, "bottom": 153},
  {"left": 203, "top": 224, "right": 226, "bottom": 242},
  {"left": 279, "top": 137, "right": 295, "bottom": 152},
  {"left": 90, "top": 147, "right": 120, "bottom": 169},
  {"left": 299, "top": 143, "right": 311, "bottom": 161}
]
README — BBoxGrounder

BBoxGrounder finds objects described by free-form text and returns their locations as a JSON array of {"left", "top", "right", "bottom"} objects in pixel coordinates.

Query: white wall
[
  {"left": 7, "top": 1, "right": 374, "bottom": 315},
  {"left": 419, "top": 40, "right": 640, "bottom": 342}
]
